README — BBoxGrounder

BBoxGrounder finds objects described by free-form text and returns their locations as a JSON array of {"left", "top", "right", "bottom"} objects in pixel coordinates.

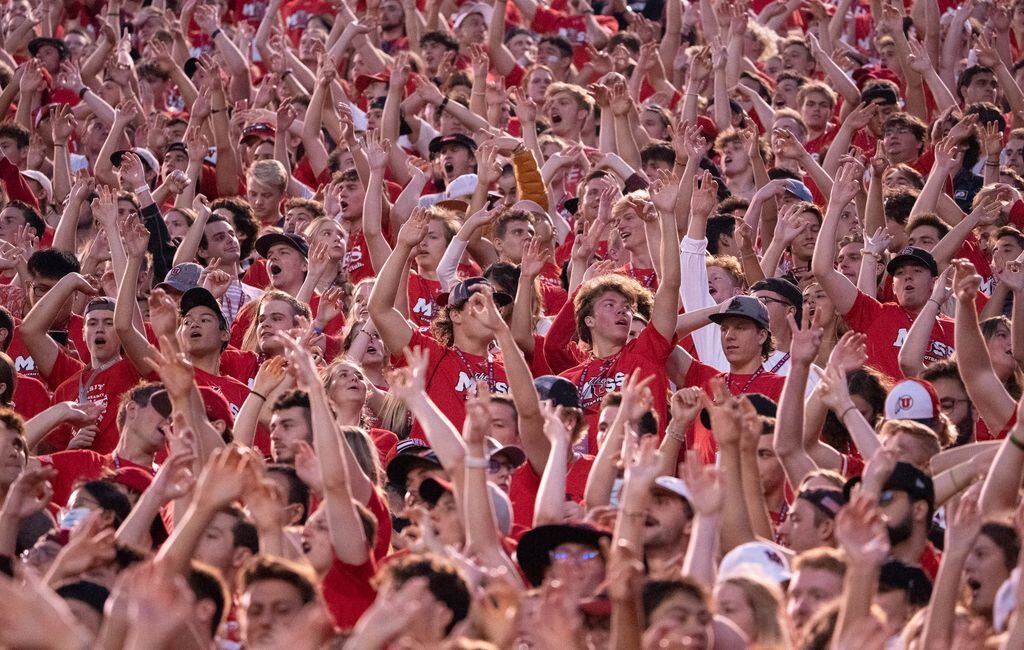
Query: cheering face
[
  {"left": 718, "top": 317, "right": 766, "bottom": 366},
  {"left": 269, "top": 406, "right": 311, "bottom": 464},
  {"left": 640, "top": 109, "right": 670, "bottom": 141},
  {"left": 507, "top": 33, "right": 537, "bottom": 64},
  {"left": 545, "top": 542, "right": 606, "bottom": 599},
  {"left": 266, "top": 244, "right": 308, "bottom": 291},
  {"left": 545, "top": 91, "right": 585, "bottom": 137},
  {"left": 719, "top": 139, "right": 748, "bottom": 176},
  {"left": 614, "top": 207, "right": 647, "bottom": 253},
  {"left": 429, "top": 491, "right": 464, "bottom": 546},
  {"left": 787, "top": 567, "right": 843, "bottom": 631},
  {"left": 439, "top": 143, "right": 474, "bottom": 182},
  {"left": 300, "top": 508, "right": 335, "bottom": 574},
  {"left": 985, "top": 320, "right": 1016, "bottom": 380},
  {"left": 180, "top": 306, "right": 228, "bottom": 356},
  {"left": 201, "top": 219, "right": 241, "bottom": 264},
  {"left": 883, "top": 167, "right": 920, "bottom": 191},
  {"left": 84, "top": 308, "right": 119, "bottom": 363},
  {"left": 310, "top": 221, "right": 346, "bottom": 260},
  {"left": 781, "top": 43, "right": 813, "bottom": 75},
  {"left": 325, "top": 362, "right": 368, "bottom": 407},
  {"left": 777, "top": 498, "right": 827, "bottom": 553},
  {"left": 585, "top": 290, "right": 634, "bottom": 344},
  {"left": 495, "top": 219, "right": 535, "bottom": 263},
  {"left": 378, "top": 0, "right": 404, "bottom": 29},
  {"left": 421, "top": 41, "right": 450, "bottom": 73},
  {"left": 802, "top": 283, "right": 835, "bottom": 327},
  {"left": 256, "top": 300, "right": 296, "bottom": 354},
  {"left": 241, "top": 578, "right": 307, "bottom": 648},
  {"left": 891, "top": 263, "right": 934, "bottom": 310},
  {"left": 963, "top": 532, "right": 1012, "bottom": 614},
  {"left": 707, "top": 265, "right": 741, "bottom": 304},
  {"left": 283, "top": 207, "right": 316, "bottom": 235},
  {"left": 772, "top": 78, "right": 800, "bottom": 109},
  {"left": 336, "top": 179, "right": 365, "bottom": 222}
]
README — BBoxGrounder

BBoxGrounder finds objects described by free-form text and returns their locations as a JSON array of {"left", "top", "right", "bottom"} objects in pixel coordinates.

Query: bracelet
[
  {"left": 985, "top": 160, "right": 1000, "bottom": 167},
  {"left": 622, "top": 510, "right": 646, "bottom": 518},
  {"left": 211, "top": 107, "right": 226, "bottom": 113},
  {"left": 312, "top": 325, "right": 324, "bottom": 335},
  {"left": 464, "top": 456, "right": 489, "bottom": 469},
  {"left": 251, "top": 391, "right": 267, "bottom": 402},
  {"left": 211, "top": 28, "right": 223, "bottom": 40},
  {"left": 1010, "top": 434, "right": 1024, "bottom": 452},
  {"left": 667, "top": 428, "right": 686, "bottom": 443},
  {"left": 133, "top": 185, "right": 150, "bottom": 195},
  {"left": 928, "top": 298, "right": 942, "bottom": 309},
  {"left": 439, "top": 96, "right": 450, "bottom": 113},
  {"left": 78, "top": 87, "right": 89, "bottom": 99},
  {"left": 839, "top": 405, "right": 857, "bottom": 421}
]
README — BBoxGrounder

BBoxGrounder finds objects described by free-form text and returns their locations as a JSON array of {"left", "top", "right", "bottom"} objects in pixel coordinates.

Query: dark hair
[
  {"left": 0, "top": 352, "right": 13, "bottom": 405},
  {"left": 906, "top": 213, "right": 950, "bottom": 239},
  {"left": 188, "top": 562, "right": 229, "bottom": 638},
  {"left": 0, "top": 306, "right": 12, "bottom": 351},
  {"left": 493, "top": 209, "right": 535, "bottom": 240},
  {"left": 641, "top": 142, "right": 676, "bottom": 167},
  {"left": 238, "top": 556, "right": 318, "bottom": 604},
  {"left": 29, "top": 248, "right": 84, "bottom": 279},
  {"left": 883, "top": 113, "right": 927, "bottom": 154},
  {"left": 716, "top": 196, "right": 750, "bottom": 215},
  {"left": 821, "top": 368, "right": 890, "bottom": 453},
  {"left": 210, "top": 197, "right": 259, "bottom": 260},
  {"left": 0, "top": 406, "right": 26, "bottom": 459},
  {"left": 421, "top": 31, "right": 459, "bottom": 51},
  {"left": 267, "top": 464, "right": 311, "bottom": 525},
  {"left": 607, "top": 32, "right": 641, "bottom": 56},
  {"left": 379, "top": 554, "right": 470, "bottom": 634},
  {"left": 115, "top": 381, "right": 163, "bottom": 431},
  {"left": 965, "top": 101, "right": 1007, "bottom": 131},
  {"left": 483, "top": 262, "right": 521, "bottom": 297},
  {"left": 75, "top": 479, "right": 132, "bottom": 527},
  {"left": 995, "top": 225, "right": 1024, "bottom": 250},
  {"left": 956, "top": 65, "right": 995, "bottom": 103},
  {"left": 642, "top": 578, "right": 708, "bottom": 621},
  {"left": 226, "top": 506, "right": 260, "bottom": 554},
  {"left": 0, "top": 121, "right": 29, "bottom": 148},
  {"left": 980, "top": 522, "right": 1021, "bottom": 572},
  {"left": 883, "top": 189, "right": 920, "bottom": 225},
  {"left": 6, "top": 201, "right": 45, "bottom": 238},
  {"left": 776, "top": 71, "right": 808, "bottom": 90},
  {"left": 198, "top": 213, "right": 232, "bottom": 253},
  {"left": 539, "top": 35, "right": 573, "bottom": 59},
  {"left": 599, "top": 392, "right": 659, "bottom": 436},
  {"left": 706, "top": 215, "right": 736, "bottom": 256}
]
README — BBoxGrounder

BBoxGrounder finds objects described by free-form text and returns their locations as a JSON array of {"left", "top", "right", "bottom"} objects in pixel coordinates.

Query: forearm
[
  {"left": 682, "top": 513, "right": 720, "bottom": 588},
  {"left": 898, "top": 301, "right": 941, "bottom": 378},
  {"left": 156, "top": 502, "right": 217, "bottom": 575},
  {"left": 857, "top": 252, "right": 880, "bottom": 298},
  {"left": 980, "top": 424, "right": 1024, "bottom": 515},
  {"left": 534, "top": 440, "right": 570, "bottom": 525},
  {"left": 718, "top": 446, "right": 755, "bottom": 553},
  {"left": 775, "top": 362, "right": 817, "bottom": 488},
  {"left": 738, "top": 445, "right": 774, "bottom": 540},
  {"left": 834, "top": 565, "right": 881, "bottom": 643},
  {"left": 51, "top": 196, "right": 82, "bottom": 254},
  {"left": 920, "top": 549, "right": 970, "bottom": 648}
]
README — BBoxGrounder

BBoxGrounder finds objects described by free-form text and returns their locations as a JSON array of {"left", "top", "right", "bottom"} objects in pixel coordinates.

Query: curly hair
[{"left": 573, "top": 274, "right": 653, "bottom": 346}]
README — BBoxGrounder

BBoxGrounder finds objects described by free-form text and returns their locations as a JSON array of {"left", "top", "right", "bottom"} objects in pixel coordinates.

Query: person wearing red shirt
[
  {"left": 813, "top": 164, "right": 954, "bottom": 382},
  {"left": 798, "top": 82, "right": 838, "bottom": 155},
  {"left": 611, "top": 191, "right": 658, "bottom": 291},
  {"left": 338, "top": 168, "right": 379, "bottom": 284},
  {"left": 37, "top": 381, "right": 166, "bottom": 507},
  {"left": 559, "top": 173, "right": 682, "bottom": 451},
  {"left": 370, "top": 210, "right": 515, "bottom": 437}
]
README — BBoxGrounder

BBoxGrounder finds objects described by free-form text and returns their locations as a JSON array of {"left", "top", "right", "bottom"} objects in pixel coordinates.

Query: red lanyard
[
  {"left": 725, "top": 366, "right": 765, "bottom": 395},
  {"left": 767, "top": 353, "right": 790, "bottom": 374},
  {"left": 452, "top": 347, "right": 496, "bottom": 392},
  {"left": 576, "top": 352, "right": 621, "bottom": 408}
]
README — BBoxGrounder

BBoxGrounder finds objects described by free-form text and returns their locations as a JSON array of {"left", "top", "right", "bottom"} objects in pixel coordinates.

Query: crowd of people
[{"left": 4, "top": 0, "right": 1024, "bottom": 647}]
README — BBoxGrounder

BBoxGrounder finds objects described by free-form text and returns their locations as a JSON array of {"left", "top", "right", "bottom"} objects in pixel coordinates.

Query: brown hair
[
  {"left": 240, "top": 291, "right": 312, "bottom": 353},
  {"left": 792, "top": 547, "right": 847, "bottom": 578},
  {"left": 573, "top": 275, "right": 653, "bottom": 345}
]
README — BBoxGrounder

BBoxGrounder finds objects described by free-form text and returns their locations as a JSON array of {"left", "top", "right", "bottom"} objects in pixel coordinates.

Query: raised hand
[
  {"left": 788, "top": 312, "right": 823, "bottom": 365},
  {"left": 952, "top": 258, "right": 982, "bottom": 302},
  {"left": 388, "top": 346, "right": 430, "bottom": 401},
  {"left": 149, "top": 449, "right": 197, "bottom": 504},
  {"left": 830, "top": 162, "right": 862, "bottom": 207},
  {"left": 690, "top": 169, "right": 719, "bottom": 220},
  {"left": 945, "top": 486, "right": 983, "bottom": 556},
  {"left": 519, "top": 236, "right": 550, "bottom": 279},
  {"left": 649, "top": 170, "right": 679, "bottom": 213},
  {"left": 669, "top": 386, "right": 704, "bottom": 426},
  {"left": 703, "top": 376, "right": 743, "bottom": 447},
  {"left": 538, "top": 400, "right": 570, "bottom": 446},
  {"left": 863, "top": 226, "right": 893, "bottom": 256},
  {"left": 995, "top": 252, "right": 1024, "bottom": 294},
  {"left": 774, "top": 203, "right": 809, "bottom": 244},
  {"left": 147, "top": 288, "right": 179, "bottom": 340},
  {"left": 365, "top": 132, "right": 391, "bottom": 172},
  {"left": 396, "top": 207, "right": 430, "bottom": 248},
  {"left": 122, "top": 215, "right": 150, "bottom": 259},
  {"left": 119, "top": 152, "right": 148, "bottom": 189},
  {"left": 679, "top": 453, "right": 723, "bottom": 516},
  {"left": 90, "top": 185, "right": 118, "bottom": 226},
  {"left": 835, "top": 494, "right": 890, "bottom": 566},
  {"left": 1, "top": 466, "right": 55, "bottom": 520},
  {"left": 194, "top": 445, "right": 252, "bottom": 509}
]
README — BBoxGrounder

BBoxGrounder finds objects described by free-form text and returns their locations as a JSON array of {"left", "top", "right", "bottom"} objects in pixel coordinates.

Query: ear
[
  {"left": 193, "top": 598, "right": 217, "bottom": 629},
  {"left": 584, "top": 315, "right": 595, "bottom": 328},
  {"left": 818, "top": 517, "right": 835, "bottom": 543},
  {"left": 231, "top": 546, "right": 254, "bottom": 571},
  {"left": 284, "top": 503, "right": 305, "bottom": 527},
  {"left": 912, "top": 500, "right": 929, "bottom": 525}
]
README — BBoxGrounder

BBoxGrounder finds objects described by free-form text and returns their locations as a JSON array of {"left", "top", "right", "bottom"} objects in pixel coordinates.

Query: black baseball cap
[
  {"left": 879, "top": 560, "right": 932, "bottom": 606},
  {"left": 179, "top": 287, "right": 227, "bottom": 330},
  {"left": 861, "top": 85, "right": 900, "bottom": 106},
  {"left": 255, "top": 232, "right": 309, "bottom": 259},
  {"left": 886, "top": 246, "right": 938, "bottom": 277},
  {"left": 436, "top": 277, "right": 512, "bottom": 309},
  {"left": 418, "top": 476, "right": 454, "bottom": 505},
  {"left": 165, "top": 142, "right": 188, "bottom": 157},
  {"left": 843, "top": 461, "right": 935, "bottom": 508},
  {"left": 708, "top": 295, "right": 771, "bottom": 330},
  {"left": 798, "top": 488, "right": 846, "bottom": 519},
  {"left": 516, "top": 523, "right": 611, "bottom": 587},
  {"left": 385, "top": 440, "right": 443, "bottom": 491},
  {"left": 534, "top": 375, "right": 580, "bottom": 409},
  {"left": 183, "top": 57, "right": 201, "bottom": 78},
  {"left": 84, "top": 297, "right": 116, "bottom": 314},
  {"left": 750, "top": 278, "right": 803, "bottom": 321},
  {"left": 428, "top": 133, "right": 478, "bottom": 157},
  {"left": 699, "top": 392, "right": 777, "bottom": 429},
  {"left": 28, "top": 37, "right": 69, "bottom": 60}
]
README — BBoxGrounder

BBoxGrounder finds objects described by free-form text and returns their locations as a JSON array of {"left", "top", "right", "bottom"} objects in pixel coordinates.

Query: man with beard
[
  {"left": 845, "top": 462, "right": 938, "bottom": 578},
  {"left": 267, "top": 390, "right": 312, "bottom": 465},
  {"left": 377, "top": 0, "right": 407, "bottom": 54}
]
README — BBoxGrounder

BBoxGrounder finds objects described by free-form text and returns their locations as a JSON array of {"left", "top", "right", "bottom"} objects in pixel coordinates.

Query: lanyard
[
  {"left": 452, "top": 347, "right": 496, "bottom": 392},
  {"left": 576, "top": 352, "right": 622, "bottom": 408},
  {"left": 766, "top": 353, "right": 790, "bottom": 374},
  {"left": 725, "top": 366, "right": 765, "bottom": 396},
  {"left": 77, "top": 357, "right": 119, "bottom": 403}
]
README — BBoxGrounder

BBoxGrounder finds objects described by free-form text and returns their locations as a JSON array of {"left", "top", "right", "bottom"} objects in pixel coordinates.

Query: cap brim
[
  {"left": 418, "top": 477, "right": 453, "bottom": 504},
  {"left": 886, "top": 255, "right": 937, "bottom": 276},
  {"left": 516, "top": 524, "right": 610, "bottom": 587},
  {"left": 255, "top": 233, "right": 307, "bottom": 259},
  {"left": 491, "top": 445, "right": 527, "bottom": 468},
  {"left": 150, "top": 390, "right": 173, "bottom": 418},
  {"left": 707, "top": 312, "right": 767, "bottom": 328},
  {"left": 385, "top": 453, "right": 442, "bottom": 489}
]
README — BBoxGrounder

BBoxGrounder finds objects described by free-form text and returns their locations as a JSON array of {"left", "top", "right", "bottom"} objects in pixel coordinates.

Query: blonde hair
[
  {"left": 611, "top": 190, "right": 649, "bottom": 222},
  {"left": 880, "top": 418, "right": 946, "bottom": 454},
  {"left": 718, "top": 576, "right": 792, "bottom": 649},
  {"left": 248, "top": 159, "right": 288, "bottom": 193},
  {"left": 706, "top": 254, "right": 746, "bottom": 289},
  {"left": 240, "top": 291, "right": 312, "bottom": 353},
  {"left": 544, "top": 81, "right": 594, "bottom": 112}
]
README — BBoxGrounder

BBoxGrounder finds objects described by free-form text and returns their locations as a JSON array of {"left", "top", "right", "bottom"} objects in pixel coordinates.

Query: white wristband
[
  {"left": 133, "top": 185, "right": 150, "bottom": 195},
  {"left": 465, "top": 456, "right": 489, "bottom": 469}
]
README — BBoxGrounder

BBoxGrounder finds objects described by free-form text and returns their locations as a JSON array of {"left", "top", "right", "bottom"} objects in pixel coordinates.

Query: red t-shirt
[
  {"left": 37, "top": 450, "right": 153, "bottom": 508},
  {"left": 343, "top": 229, "right": 376, "bottom": 285},
  {"left": 392, "top": 331, "right": 509, "bottom": 439},
  {"left": 366, "top": 488, "right": 392, "bottom": 561},
  {"left": 11, "top": 374, "right": 50, "bottom": 421},
  {"left": 7, "top": 314, "right": 85, "bottom": 381},
  {"left": 619, "top": 263, "right": 658, "bottom": 291},
  {"left": 559, "top": 324, "right": 674, "bottom": 454},
  {"left": 241, "top": 259, "right": 270, "bottom": 290},
  {"left": 508, "top": 454, "right": 595, "bottom": 531},
  {"left": 684, "top": 359, "right": 786, "bottom": 464},
  {"left": 322, "top": 556, "right": 378, "bottom": 630},
  {"left": 537, "top": 262, "right": 568, "bottom": 315},
  {"left": 279, "top": 0, "right": 334, "bottom": 45},
  {"left": 48, "top": 355, "right": 142, "bottom": 453},
  {"left": 407, "top": 273, "right": 442, "bottom": 332},
  {"left": 842, "top": 291, "right": 955, "bottom": 381},
  {"left": 219, "top": 349, "right": 260, "bottom": 390}
]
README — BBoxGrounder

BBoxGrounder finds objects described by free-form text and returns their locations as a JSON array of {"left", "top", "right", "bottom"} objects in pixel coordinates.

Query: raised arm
[
  {"left": 21, "top": 273, "right": 95, "bottom": 379},
  {"left": 897, "top": 266, "right": 953, "bottom": 378},
  {"left": 366, "top": 210, "right": 425, "bottom": 355},
  {"left": 649, "top": 172, "right": 686, "bottom": 341},
  {"left": 811, "top": 163, "right": 862, "bottom": 315},
  {"left": 774, "top": 315, "right": 822, "bottom": 488}
]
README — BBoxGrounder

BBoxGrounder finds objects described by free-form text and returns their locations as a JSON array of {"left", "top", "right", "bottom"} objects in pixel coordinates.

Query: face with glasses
[
  {"left": 882, "top": 124, "right": 923, "bottom": 164},
  {"left": 546, "top": 542, "right": 605, "bottom": 598},
  {"left": 931, "top": 376, "right": 970, "bottom": 428},
  {"left": 753, "top": 291, "right": 795, "bottom": 336}
]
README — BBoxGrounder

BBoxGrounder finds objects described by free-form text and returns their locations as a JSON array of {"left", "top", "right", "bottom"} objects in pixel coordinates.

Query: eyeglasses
[
  {"left": 757, "top": 296, "right": 792, "bottom": 308},
  {"left": 879, "top": 489, "right": 896, "bottom": 506},
  {"left": 487, "top": 459, "right": 515, "bottom": 473},
  {"left": 939, "top": 397, "right": 969, "bottom": 411},
  {"left": 549, "top": 549, "right": 601, "bottom": 563}
]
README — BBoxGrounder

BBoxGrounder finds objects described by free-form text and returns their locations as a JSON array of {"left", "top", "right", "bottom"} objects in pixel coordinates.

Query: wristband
[
  {"left": 667, "top": 428, "right": 686, "bottom": 443},
  {"left": 133, "top": 185, "right": 150, "bottom": 195},
  {"left": 312, "top": 325, "right": 324, "bottom": 335},
  {"left": 211, "top": 28, "right": 223, "bottom": 40},
  {"left": 839, "top": 405, "right": 857, "bottom": 421},
  {"left": 928, "top": 298, "right": 942, "bottom": 309},
  {"left": 78, "top": 87, "right": 89, "bottom": 99},
  {"left": 439, "top": 96, "right": 450, "bottom": 113},
  {"left": 862, "top": 250, "right": 880, "bottom": 258},
  {"left": 211, "top": 107, "right": 226, "bottom": 114},
  {"left": 465, "top": 456, "right": 489, "bottom": 469},
  {"left": 251, "top": 391, "right": 268, "bottom": 402},
  {"left": 622, "top": 510, "right": 646, "bottom": 518},
  {"left": 1010, "top": 434, "right": 1024, "bottom": 452}
]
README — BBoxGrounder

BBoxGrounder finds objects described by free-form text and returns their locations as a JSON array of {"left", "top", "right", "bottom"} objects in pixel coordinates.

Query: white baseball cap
[
  {"left": 884, "top": 379, "right": 940, "bottom": 421},
  {"left": 654, "top": 476, "right": 693, "bottom": 503},
  {"left": 453, "top": 2, "right": 494, "bottom": 29},
  {"left": 718, "top": 541, "right": 791, "bottom": 586}
]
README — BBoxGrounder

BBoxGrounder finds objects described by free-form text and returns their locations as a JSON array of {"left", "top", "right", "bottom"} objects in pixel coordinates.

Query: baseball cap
[
  {"left": 453, "top": 2, "right": 494, "bottom": 29},
  {"left": 155, "top": 263, "right": 203, "bottom": 294},
  {"left": 695, "top": 115, "right": 717, "bottom": 142},
  {"left": 183, "top": 57, "right": 201, "bottom": 78},
  {"left": 534, "top": 375, "right": 581, "bottom": 409},
  {"left": 436, "top": 277, "right": 512, "bottom": 309},
  {"left": 510, "top": 198, "right": 550, "bottom": 216},
  {"left": 708, "top": 295, "right": 771, "bottom": 329},
  {"left": 886, "top": 246, "right": 939, "bottom": 276},
  {"left": 150, "top": 385, "right": 235, "bottom": 428},
  {"left": 355, "top": 72, "right": 390, "bottom": 96},
  {"left": 860, "top": 82, "right": 900, "bottom": 105},
  {"left": 110, "top": 147, "right": 159, "bottom": 172},
  {"left": 750, "top": 278, "right": 803, "bottom": 313},
  {"left": 385, "top": 439, "right": 443, "bottom": 490},
  {"left": 241, "top": 122, "right": 276, "bottom": 144},
  {"left": 879, "top": 560, "right": 932, "bottom": 606},
  {"left": 516, "top": 523, "right": 611, "bottom": 586},
  {"left": 255, "top": 232, "right": 310, "bottom": 259},
  {"left": 798, "top": 488, "right": 846, "bottom": 519},
  {"left": 653, "top": 476, "right": 692, "bottom": 503},
  {"left": 21, "top": 170, "right": 52, "bottom": 204},
  {"left": 418, "top": 476, "right": 454, "bottom": 505},
  {"left": 884, "top": 378, "right": 940, "bottom": 422},
  {"left": 485, "top": 438, "right": 527, "bottom": 468},
  {"left": 165, "top": 142, "right": 189, "bottom": 158},
  {"left": 435, "top": 199, "right": 470, "bottom": 214},
  {"left": 428, "top": 133, "right": 478, "bottom": 157},
  {"left": 85, "top": 297, "right": 116, "bottom": 315},
  {"left": 843, "top": 461, "right": 935, "bottom": 508},
  {"left": 717, "top": 541, "right": 791, "bottom": 586},
  {"left": 781, "top": 179, "right": 814, "bottom": 202},
  {"left": 179, "top": 287, "right": 227, "bottom": 330}
]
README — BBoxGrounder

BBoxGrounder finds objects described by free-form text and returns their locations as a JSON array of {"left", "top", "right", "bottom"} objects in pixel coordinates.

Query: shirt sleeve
[
  {"left": 140, "top": 201, "right": 174, "bottom": 283},
  {"left": 542, "top": 291, "right": 584, "bottom": 374},
  {"left": 436, "top": 236, "right": 469, "bottom": 292},
  {"left": 842, "top": 290, "right": 885, "bottom": 334},
  {"left": 679, "top": 236, "right": 728, "bottom": 372},
  {"left": 43, "top": 348, "right": 86, "bottom": 393}
]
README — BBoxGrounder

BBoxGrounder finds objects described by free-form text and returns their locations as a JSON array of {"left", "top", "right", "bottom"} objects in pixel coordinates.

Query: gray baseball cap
[
  {"left": 155, "top": 263, "right": 203, "bottom": 294},
  {"left": 708, "top": 295, "right": 770, "bottom": 330}
]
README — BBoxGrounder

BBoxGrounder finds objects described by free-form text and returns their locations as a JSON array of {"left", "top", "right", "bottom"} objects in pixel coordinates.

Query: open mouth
[
  {"left": 551, "top": 114, "right": 563, "bottom": 124},
  {"left": 724, "top": 155, "right": 734, "bottom": 166},
  {"left": 967, "top": 578, "right": 982, "bottom": 595},
  {"left": 366, "top": 343, "right": 378, "bottom": 355},
  {"left": 189, "top": 330, "right": 202, "bottom": 340},
  {"left": 270, "top": 264, "right": 282, "bottom": 276},
  {"left": 643, "top": 516, "right": 658, "bottom": 527},
  {"left": 94, "top": 336, "right": 107, "bottom": 346},
  {"left": 708, "top": 285, "right": 718, "bottom": 298},
  {"left": 339, "top": 200, "right": 349, "bottom": 213},
  {"left": 443, "top": 161, "right": 454, "bottom": 174},
  {"left": 301, "top": 540, "right": 312, "bottom": 554},
  {"left": 614, "top": 317, "right": 629, "bottom": 327}
]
